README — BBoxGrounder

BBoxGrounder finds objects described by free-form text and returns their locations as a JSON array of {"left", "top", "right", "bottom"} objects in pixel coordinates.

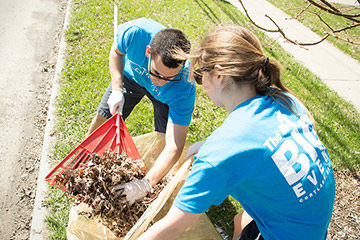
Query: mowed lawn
[{"left": 45, "top": 0, "right": 360, "bottom": 239}]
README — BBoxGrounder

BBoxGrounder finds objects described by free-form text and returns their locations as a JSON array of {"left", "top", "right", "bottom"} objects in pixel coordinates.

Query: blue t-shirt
[
  {"left": 116, "top": 18, "right": 196, "bottom": 125},
  {"left": 174, "top": 94, "right": 335, "bottom": 240}
]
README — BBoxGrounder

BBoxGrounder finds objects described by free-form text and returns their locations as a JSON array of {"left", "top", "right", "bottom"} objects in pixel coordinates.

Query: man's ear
[{"left": 145, "top": 45, "right": 151, "bottom": 58}]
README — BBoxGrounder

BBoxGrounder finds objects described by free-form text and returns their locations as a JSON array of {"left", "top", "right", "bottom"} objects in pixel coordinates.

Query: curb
[{"left": 29, "top": 0, "right": 72, "bottom": 239}]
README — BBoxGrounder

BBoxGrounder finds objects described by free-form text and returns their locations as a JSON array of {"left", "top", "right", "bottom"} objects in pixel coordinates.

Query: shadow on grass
[
  {"left": 194, "top": 0, "right": 222, "bottom": 24},
  {"left": 212, "top": 0, "right": 242, "bottom": 25},
  {"left": 194, "top": 0, "right": 244, "bottom": 26},
  {"left": 207, "top": 197, "right": 241, "bottom": 238}
]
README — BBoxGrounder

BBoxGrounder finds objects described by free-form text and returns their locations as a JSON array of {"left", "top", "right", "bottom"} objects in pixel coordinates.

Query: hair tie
[{"left": 264, "top": 57, "right": 269, "bottom": 67}]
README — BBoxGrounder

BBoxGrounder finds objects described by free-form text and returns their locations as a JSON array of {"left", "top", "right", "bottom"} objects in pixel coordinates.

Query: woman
[{"left": 138, "top": 25, "right": 335, "bottom": 240}]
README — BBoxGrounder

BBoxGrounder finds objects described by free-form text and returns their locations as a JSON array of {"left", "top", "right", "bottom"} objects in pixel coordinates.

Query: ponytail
[
  {"left": 191, "top": 25, "right": 314, "bottom": 122},
  {"left": 253, "top": 56, "right": 298, "bottom": 114}
]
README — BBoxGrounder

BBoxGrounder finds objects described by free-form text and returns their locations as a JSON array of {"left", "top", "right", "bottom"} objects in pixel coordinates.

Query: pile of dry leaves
[{"left": 56, "top": 150, "right": 165, "bottom": 238}]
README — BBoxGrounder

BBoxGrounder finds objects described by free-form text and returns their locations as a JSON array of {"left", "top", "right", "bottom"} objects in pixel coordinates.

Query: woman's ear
[
  {"left": 216, "top": 74, "right": 226, "bottom": 86},
  {"left": 213, "top": 65, "right": 226, "bottom": 87},
  {"left": 145, "top": 45, "right": 151, "bottom": 58}
]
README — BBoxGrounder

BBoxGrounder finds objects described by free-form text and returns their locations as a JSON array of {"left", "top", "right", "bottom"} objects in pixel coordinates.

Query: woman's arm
[{"left": 138, "top": 205, "right": 201, "bottom": 240}]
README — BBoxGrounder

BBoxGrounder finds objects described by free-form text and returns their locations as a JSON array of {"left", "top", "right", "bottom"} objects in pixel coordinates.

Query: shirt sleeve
[
  {"left": 116, "top": 25, "right": 146, "bottom": 55},
  {"left": 168, "top": 91, "right": 195, "bottom": 125},
  {"left": 167, "top": 67, "right": 196, "bottom": 126},
  {"left": 174, "top": 158, "right": 231, "bottom": 214}
]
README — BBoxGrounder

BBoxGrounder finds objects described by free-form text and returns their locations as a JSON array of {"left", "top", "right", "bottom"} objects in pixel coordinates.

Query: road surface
[{"left": 0, "top": 0, "right": 66, "bottom": 238}]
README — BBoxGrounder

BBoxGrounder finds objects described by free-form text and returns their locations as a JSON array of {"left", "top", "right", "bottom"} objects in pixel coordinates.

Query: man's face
[{"left": 148, "top": 54, "right": 184, "bottom": 87}]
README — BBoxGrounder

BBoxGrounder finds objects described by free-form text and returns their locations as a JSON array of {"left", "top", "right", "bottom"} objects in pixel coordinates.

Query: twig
[
  {"left": 238, "top": 0, "right": 278, "bottom": 32},
  {"left": 317, "top": 13, "right": 335, "bottom": 31},
  {"left": 265, "top": 14, "right": 330, "bottom": 46},
  {"left": 327, "top": 31, "right": 360, "bottom": 45},
  {"left": 293, "top": 3, "right": 311, "bottom": 20},
  {"left": 237, "top": 0, "right": 359, "bottom": 46},
  {"left": 333, "top": 23, "right": 360, "bottom": 33},
  {"left": 306, "top": 0, "right": 360, "bottom": 20},
  {"left": 320, "top": 0, "right": 340, "bottom": 13}
]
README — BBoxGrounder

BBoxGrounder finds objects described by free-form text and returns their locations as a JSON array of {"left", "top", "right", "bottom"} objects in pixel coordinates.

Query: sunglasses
[
  {"left": 148, "top": 53, "right": 184, "bottom": 82},
  {"left": 193, "top": 66, "right": 214, "bottom": 85}
]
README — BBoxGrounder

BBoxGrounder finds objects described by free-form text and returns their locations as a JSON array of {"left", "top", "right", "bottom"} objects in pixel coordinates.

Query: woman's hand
[{"left": 185, "top": 141, "right": 206, "bottom": 159}]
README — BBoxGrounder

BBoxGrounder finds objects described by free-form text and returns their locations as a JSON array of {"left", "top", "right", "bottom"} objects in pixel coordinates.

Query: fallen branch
[{"left": 237, "top": 0, "right": 360, "bottom": 46}]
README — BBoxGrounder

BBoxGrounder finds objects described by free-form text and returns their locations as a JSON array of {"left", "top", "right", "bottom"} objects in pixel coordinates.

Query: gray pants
[{"left": 97, "top": 75, "right": 169, "bottom": 133}]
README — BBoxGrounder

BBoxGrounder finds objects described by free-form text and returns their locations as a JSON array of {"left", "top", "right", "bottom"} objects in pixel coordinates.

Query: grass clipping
[{"left": 57, "top": 150, "right": 166, "bottom": 238}]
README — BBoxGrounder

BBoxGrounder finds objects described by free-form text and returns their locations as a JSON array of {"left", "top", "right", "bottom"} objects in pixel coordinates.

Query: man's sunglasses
[
  {"left": 148, "top": 53, "right": 184, "bottom": 82},
  {"left": 193, "top": 66, "right": 214, "bottom": 85}
]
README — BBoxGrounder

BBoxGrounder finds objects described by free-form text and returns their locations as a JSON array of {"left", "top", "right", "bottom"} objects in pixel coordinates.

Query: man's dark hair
[{"left": 151, "top": 28, "right": 191, "bottom": 68}]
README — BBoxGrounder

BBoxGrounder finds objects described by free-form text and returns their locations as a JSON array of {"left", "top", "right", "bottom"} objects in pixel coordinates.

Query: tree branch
[
  {"left": 327, "top": 31, "right": 360, "bottom": 45},
  {"left": 319, "top": 0, "right": 340, "bottom": 13},
  {"left": 293, "top": 3, "right": 312, "bottom": 20},
  {"left": 333, "top": 23, "right": 360, "bottom": 33},
  {"left": 317, "top": 13, "right": 334, "bottom": 31},
  {"left": 237, "top": 0, "right": 359, "bottom": 46},
  {"left": 306, "top": 0, "right": 360, "bottom": 21},
  {"left": 238, "top": 0, "right": 278, "bottom": 32},
  {"left": 265, "top": 14, "right": 330, "bottom": 46}
]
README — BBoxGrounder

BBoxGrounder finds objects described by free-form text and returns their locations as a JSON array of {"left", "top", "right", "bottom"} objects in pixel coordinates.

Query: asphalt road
[{"left": 0, "top": 0, "right": 65, "bottom": 238}]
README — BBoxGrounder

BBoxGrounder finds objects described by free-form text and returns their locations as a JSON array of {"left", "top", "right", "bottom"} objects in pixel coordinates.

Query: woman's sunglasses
[{"left": 193, "top": 66, "right": 214, "bottom": 85}]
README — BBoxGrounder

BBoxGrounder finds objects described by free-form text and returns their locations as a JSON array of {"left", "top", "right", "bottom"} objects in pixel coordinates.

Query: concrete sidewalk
[{"left": 228, "top": 0, "right": 360, "bottom": 112}]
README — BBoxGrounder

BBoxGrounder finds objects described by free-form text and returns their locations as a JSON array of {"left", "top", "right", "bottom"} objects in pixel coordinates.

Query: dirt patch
[{"left": 328, "top": 168, "right": 360, "bottom": 240}]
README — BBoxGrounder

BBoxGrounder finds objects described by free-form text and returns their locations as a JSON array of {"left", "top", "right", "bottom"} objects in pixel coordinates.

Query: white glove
[
  {"left": 114, "top": 177, "right": 152, "bottom": 204},
  {"left": 186, "top": 140, "right": 206, "bottom": 159},
  {"left": 107, "top": 89, "right": 124, "bottom": 115}
]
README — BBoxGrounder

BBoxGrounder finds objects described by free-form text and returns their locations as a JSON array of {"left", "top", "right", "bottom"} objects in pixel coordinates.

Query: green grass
[
  {"left": 44, "top": 186, "right": 73, "bottom": 240},
  {"left": 267, "top": 0, "right": 360, "bottom": 62},
  {"left": 45, "top": 0, "right": 360, "bottom": 238}
]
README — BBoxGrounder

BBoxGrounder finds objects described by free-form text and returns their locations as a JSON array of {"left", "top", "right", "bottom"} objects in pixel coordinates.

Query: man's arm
[
  {"left": 138, "top": 205, "right": 201, "bottom": 240},
  {"left": 107, "top": 41, "right": 126, "bottom": 115},
  {"left": 109, "top": 41, "right": 124, "bottom": 90},
  {"left": 145, "top": 122, "right": 188, "bottom": 186}
]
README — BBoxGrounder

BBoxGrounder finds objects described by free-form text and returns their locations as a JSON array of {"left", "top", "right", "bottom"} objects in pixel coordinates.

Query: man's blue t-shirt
[
  {"left": 115, "top": 18, "right": 195, "bottom": 126},
  {"left": 174, "top": 94, "right": 335, "bottom": 239}
]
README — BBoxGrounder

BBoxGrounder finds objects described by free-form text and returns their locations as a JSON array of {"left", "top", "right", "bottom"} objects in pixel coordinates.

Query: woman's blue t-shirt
[{"left": 174, "top": 94, "right": 335, "bottom": 240}]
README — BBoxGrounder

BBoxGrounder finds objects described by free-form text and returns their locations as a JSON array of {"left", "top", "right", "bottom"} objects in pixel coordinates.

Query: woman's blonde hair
[{"left": 191, "top": 25, "right": 298, "bottom": 113}]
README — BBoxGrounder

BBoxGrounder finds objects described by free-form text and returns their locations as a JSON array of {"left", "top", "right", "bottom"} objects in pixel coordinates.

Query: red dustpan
[{"left": 45, "top": 113, "right": 141, "bottom": 188}]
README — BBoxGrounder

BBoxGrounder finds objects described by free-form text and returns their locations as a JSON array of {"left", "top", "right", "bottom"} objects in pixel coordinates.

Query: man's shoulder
[{"left": 119, "top": 18, "right": 165, "bottom": 35}]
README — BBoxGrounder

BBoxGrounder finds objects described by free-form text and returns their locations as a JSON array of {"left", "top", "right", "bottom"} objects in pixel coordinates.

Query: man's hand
[
  {"left": 107, "top": 89, "right": 124, "bottom": 115},
  {"left": 114, "top": 177, "right": 152, "bottom": 204},
  {"left": 185, "top": 141, "right": 206, "bottom": 159}
]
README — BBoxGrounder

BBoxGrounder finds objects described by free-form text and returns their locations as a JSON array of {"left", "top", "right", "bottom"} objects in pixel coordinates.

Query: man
[{"left": 87, "top": 18, "right": 196, "bottom": 203}]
